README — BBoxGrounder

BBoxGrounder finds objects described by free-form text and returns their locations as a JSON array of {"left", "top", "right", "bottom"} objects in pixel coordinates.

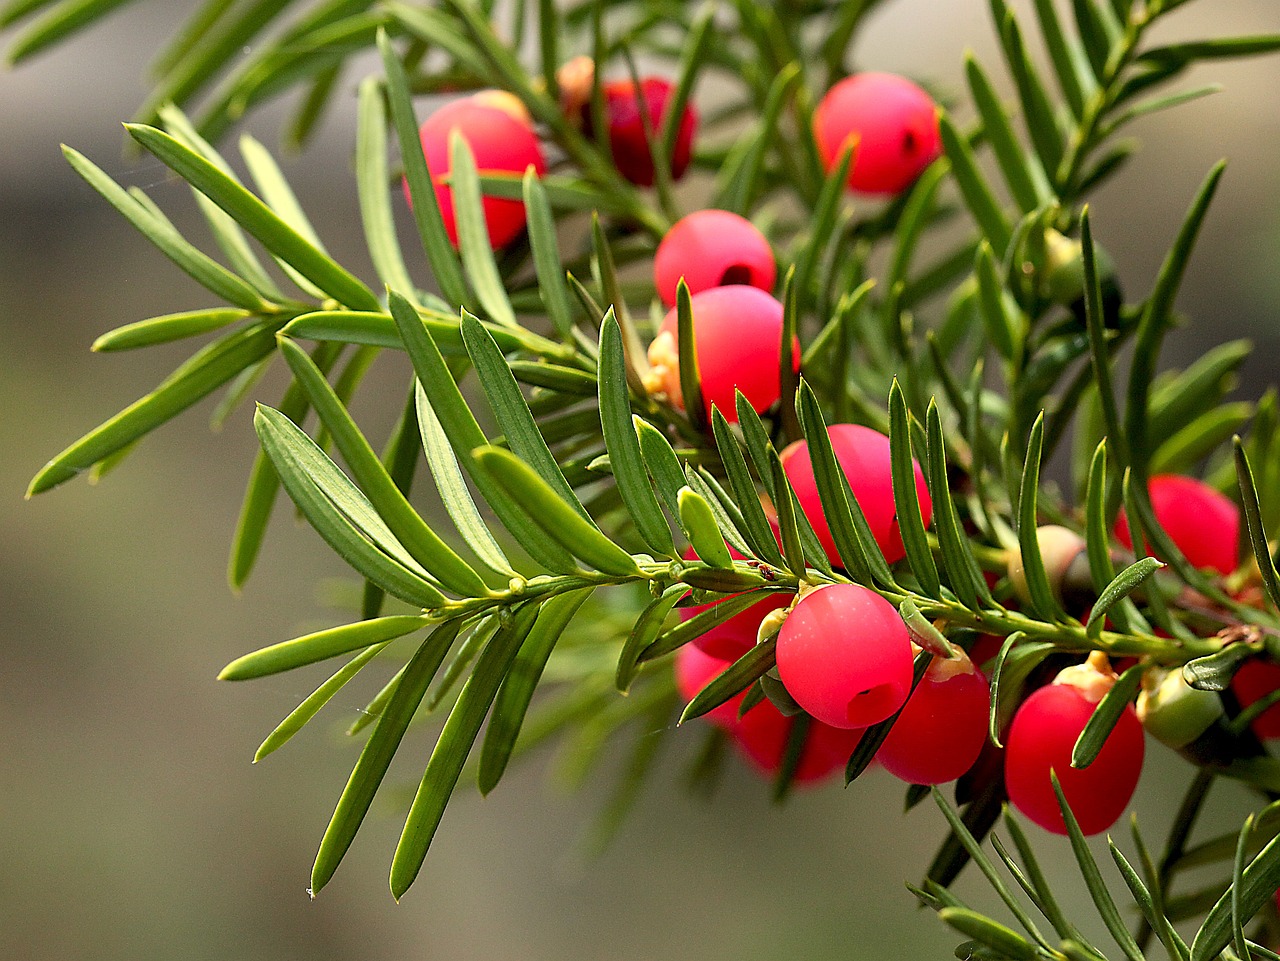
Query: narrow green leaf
[
  {"left": 1002, "top": 809, "right": 1079, "bottom": 942},
  {"left": 932, "top": 787, "right": 1050, "bottom": 952},
  {"left": 657, "top": 1, "right": 712, "bottom": 177},
  {"left": 449, "top": 131, "right": 518, "bottom": 327},
  {"left": 479, "top": 589, "right": 594, "bottom": 794},
  {"left": 1015, "top": 414, "right": 1062, "bottom": 620},
  {"left": 938, "top": 111, "right": 1012, "bottom": 254},
  {"left": 965, "top": 53, "right": 1049, "bottom": 212},
  {"left": 391, "top": 604, "right": 539, "bottom": 898},
  {"left": 938, "top": 909, "right": 1037, "bottom": 960},
  {"left": 793, "top": 141, "right": 854, "bottom": 310},
  {"left": 709, "top": 408, "right": 786, "bottom": 569},
  {"left": 92, "top": 308, "right": 252, "bottom": 352},
  {"left": 1193, "top": 815, "right": 1280, "bottom": 959},
  {"left": 639, "top": 591, "right": 772, "bottom": 663},
  {"left": 522, "top": 171, "right": 575, "bottom": 340},
  {"left": 998, "top": 8, "right": 1064, "bottom": 180},
  {"left": 1109, "top": 840, "right": 1191, "bottom": 961},
  {"left": 278, "top": 336, "right": 490, "bottom": 598},
  {"left": 1070, "top": 661, "right": 1146, "bottom": 768},
  {"left": 376, "top": 28, "right": 469, "bottom": 307},
  {"left": 1051, "top": 773, "right": 1147, "bottom": 961},
  {"left": 676, "top": 279, "right": 708, "bottom": 433},
  {"left": 1030, "top": 0, "right": 1095, "bottom": 118},
  {"left": 356, "top": 75, "right": 415, "bottom": 298},
  {"left": 391, "top": 292, "right": 577, "bottom": 573},
  {"left": 925, "top": 402, "right": 992, "bottom": 609},
  {"left": 254, "top": 405, "right": 448, "bottom": 609},
  {"left": 28, "top": 323, "right": 278, "bottom": 496},
  {"left": 634, "top": 416, "right": 690, "bottom": 523},
  {"left": 311, "top": 618, "right": 463, "bottom": 895},
  {"left": 1086, "top": 558, "right": 1163, "bottom": 638},
  {"left": 61, "top": 146, "right": 270, "bottom": 312},
  {"left": 427, "top": 616, "right": 498, "bottom": 713},
  {"left": 221, "top": 614, "right": 430, "bottom": 681},
  {"left": 255, "top": 642, "right": 389, "bottom": 763},
  {"left": 795, "top": 382, "right": 892, "bottom": 588},
  {"left": 616, "top": 585, "right": 685, "bottom": 693},
  {"left": 989, "top": 635, "right": 1050, "bottom": 746},
  {"left": 1235, "top": 438, "right": 1280, "bottom": 613},
  {"left": 462, "top": 312, "right": 592, "bottom": 519},
  {"left": 1126, "top": 162, "right": 1227, "bottom": 474},
  {"left": 889, "top": 380, "right": 940, "bottom": 596},
  {"left": 712, "top": 63, "right": 800, "bottom": 214},
  {"left": 680, "top": 636, "right": 779, "bottom": 725},
  {"left": 127, "top": 124, "right": 380, "bottom": 311},
  {"left": 975, "top": 241, "right": 1019, "bottom": 362},
  {"left": 599, "top": 316, "right": 676, "bottom": 557},
  {"left": 677, "top": 487, "right": 733, "bottom": 569},
  {"left": 475, "top": 446, "right": 640, "bottom": 577},
  {"left": 6, "top": 0, "right": 132, "bottom": 64}
]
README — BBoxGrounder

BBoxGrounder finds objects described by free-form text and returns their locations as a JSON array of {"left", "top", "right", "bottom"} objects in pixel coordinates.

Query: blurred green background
[{"left": 4, "top": 2, "right": 1280, "bottom": 959}]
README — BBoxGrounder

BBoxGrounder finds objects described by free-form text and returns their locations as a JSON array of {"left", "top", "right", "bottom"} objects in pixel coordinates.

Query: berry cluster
[{"left": 405, "top": 67, "right": 1261, "bottom": 840}]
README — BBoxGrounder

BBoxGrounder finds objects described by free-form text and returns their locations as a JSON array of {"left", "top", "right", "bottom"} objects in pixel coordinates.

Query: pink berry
[
  {"left": 1114, "top": 474, "right": 1240, "bottom": 576},
  {"left": 594, "top": 77, "right": 697, "bottom": 187},
  {"left": 813, "top": 72, "right": 942, "bottom": 195},
  {"left": 775, "top": 584, "right": 914, "bottom": 730},
  {"left": 408, "top": 95, "right": 546, "bottom": 249},
  {"left": 877, "top": 653, "right": 990, "bottom": 785},
  {"left": 732, "top": 700, "right": 863, "bottom": 785},
  {"left": 673, "top": 645, "right": 746, "bottom": 729},
  {"left": 779, "top": 423, "right": 932, "bottom": 566},
  {"left": 654, "top": 209, "right": 776, "bottom": 307},
  {"left": 1230, "top": 659, "right": 1280, "bottom": 739},
  {"left": 647, "top": 286, "right": 799, "bottom": 424},
  {"left": 680, "top": 520, "right": 790, "bottom": 661},
  {"left": 1005, "top": 683, "right": 1145, "bottom": 835}
]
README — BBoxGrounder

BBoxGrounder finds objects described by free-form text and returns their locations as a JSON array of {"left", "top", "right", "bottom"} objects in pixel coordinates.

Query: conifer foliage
[{"left": 13, "top": 0, "right": 1280, "bottom": 955}]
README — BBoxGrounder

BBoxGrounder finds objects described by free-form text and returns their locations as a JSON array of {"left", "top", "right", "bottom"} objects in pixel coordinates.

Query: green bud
[
  {"left": 1008, "top": 525, "right": 1087, "bottom": 607},
  {"left": 1138, "top": 667, "right": 1225, "bottom": 748}
]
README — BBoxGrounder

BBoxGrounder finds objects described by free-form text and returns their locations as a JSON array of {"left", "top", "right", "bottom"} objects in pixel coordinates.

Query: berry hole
[
  {"left": 847, "top": 684, "right": 899, "bottom": 726},
  {"left": 901, "top": 130, "right": 918, "bottom": 156},
  {"left": 719, "top": 263, "right": 754, "bottom": 286}
]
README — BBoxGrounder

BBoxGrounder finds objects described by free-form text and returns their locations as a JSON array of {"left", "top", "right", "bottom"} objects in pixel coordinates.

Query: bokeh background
[{"left": 4, "top": 1, "right": 1280, "bottom": 959}]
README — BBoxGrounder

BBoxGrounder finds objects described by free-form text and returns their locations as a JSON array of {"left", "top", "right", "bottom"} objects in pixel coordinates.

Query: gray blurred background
[{"left": 4, "top": 2, "right": 1280, "bottom": 959}]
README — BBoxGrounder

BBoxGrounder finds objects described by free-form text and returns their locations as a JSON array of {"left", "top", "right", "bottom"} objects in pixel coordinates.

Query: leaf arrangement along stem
[{"left": 14, "top": 0, "right": 1280, "bottom": 956}]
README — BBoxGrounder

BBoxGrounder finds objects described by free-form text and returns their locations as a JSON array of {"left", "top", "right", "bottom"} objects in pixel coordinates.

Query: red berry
[
  {"left": 779, "top": 423, "right": 932, "bottom": 566},
  {"left": 877, "top": 653, "right": 990, "bottom": 785},
  {"left": 673, "top": 645, "right": 746, "bottom": 729},
  {"left": 775, "top": 584, "right": 914, "bottom": 730},
  {"left": 680, "top": 521, "right": 790, "bottom": 661},
  {"left": 1114, "top": 474, "right": 1239, "bottom": 576},
  {"left": 1230, "top": 659, "right": 1280, "bottom": 739},
  {"left": 732, "top": 701, "right": 863, "bottom": 785},
  {"left": 654, "top": 209, "right": 776, "bottom": 307},
  {"left": 813, "top": 72, "right": 941, "bottom": 195},
  {"left": 409, "top": 95, "right": 546, "bottom": 249},
  {"left": 596, "top": 77, "right": 697, "bottom": 187},
  {"left": 646, "top": 286, "right": 799, "bottom": 423},
  {"left": 1005, "top": 682, "right": 1145, "bottom": 835}
]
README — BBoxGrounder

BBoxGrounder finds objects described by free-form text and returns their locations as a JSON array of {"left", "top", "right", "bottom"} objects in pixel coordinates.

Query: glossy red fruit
[
  {"left": 1230, "top": 659, "right": 1280, "bottom": 739},
  {"left": 673, "top": 645, "right": 746, "bottom": 729},
  {"left": 410, "top": 95, "right": 546, "bottom": 249},
  {"left": 647, "top": 285, "right": 798, "bottom": 423},
  {"left": 877, "top": 653, "right": 990, "bottom": 785},
  {"left": 654, "top": 209, "right": 776, "bottom": 307},
  {"left": 775, "top": 584, "right": 914, "bottom": 730},
  {"left": 1005, "top": 682, "right": 1145, "bottom": 835},
  {"left": 813, "top": 72, "right": 942, "bottom": 195},
  {"left": 780, "top": 423, "right": 932, "bottom": 566},
  {"left": 596, "top": 76, "right": 697, "bottom": 187},
  {"left": 732, "top": 701, "right": 863, "bottom": 785},
  {"left": 1114, "top": 474, "right": 1240, "bottom": 576},
  {"left": 680, "top": 521, "right": 790, "bottom": 661}
]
